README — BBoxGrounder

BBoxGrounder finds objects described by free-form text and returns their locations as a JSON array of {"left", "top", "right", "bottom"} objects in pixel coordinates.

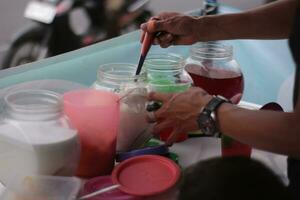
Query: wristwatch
[{"left": 197, "top": 95, "right": 230, "bottom": 137}]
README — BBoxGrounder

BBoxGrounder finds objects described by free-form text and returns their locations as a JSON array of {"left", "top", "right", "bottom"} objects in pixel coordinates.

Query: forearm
[
  {"left": 217, "top": 103, "right": 300, "bottom": 158},
  {"left": 198, "top": 0, "right": 298, "bottom": 41}
]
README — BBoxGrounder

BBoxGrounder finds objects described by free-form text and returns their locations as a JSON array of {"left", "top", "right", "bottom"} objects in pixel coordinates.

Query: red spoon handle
[{"left": 141, "top": 32, "right": 155, "bottom": 56}]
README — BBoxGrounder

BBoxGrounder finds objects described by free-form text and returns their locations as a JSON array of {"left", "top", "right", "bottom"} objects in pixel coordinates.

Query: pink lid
[
  {"left": 112, "top": 155, "right": 181, "bottom": 196},
  {"left": 83, "top": 176, "right": 141, "bottom": 200}
]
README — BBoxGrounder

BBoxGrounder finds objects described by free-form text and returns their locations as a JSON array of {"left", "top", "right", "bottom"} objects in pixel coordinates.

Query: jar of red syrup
[
  {"left": 185, "top": 42, "right": 244, "bottom": 99},
  {"left": 185, "top": 42, "right": 251, "bottom": 157}
]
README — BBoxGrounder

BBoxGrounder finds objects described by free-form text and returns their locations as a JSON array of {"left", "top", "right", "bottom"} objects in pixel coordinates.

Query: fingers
[
  {"left": 148, "top": 91, "right": 173, "bottom": 103},
  {"left": 141, "top": 20, "right": 173, "bottom": 46},
  {"left": 140, "top": 30, "right": 145, "bottom": 43},
  {"left": 166, "top": 128, "right": 182, "bottom": 146},
  {"left": 140, "top": 21, "right": 155, "bottom": 33},
  {"left": 141, "top": 19, "right": 168, "bottom": 33},
  {"left": 153, "top": 121, "right": 173, "bottom": 135},
  {"left": 157, "top": 33, "right": 175, "bottom": 48},
  {"left": 146, "top": 111, "right": 157, "bottom": 123}
]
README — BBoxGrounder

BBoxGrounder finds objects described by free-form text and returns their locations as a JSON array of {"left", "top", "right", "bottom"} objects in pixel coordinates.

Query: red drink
[
  {"left": 185, "top": 64, "right": 244, "bottom": 99},
  {"left": 221, "top": 136, "right": 252, "bottom": 157},
  {"left": 159, "top": 128, "right": 188, "bottom": 143},
  {"left": 186, "top": 64, "right": 251, "bottom": 158}
]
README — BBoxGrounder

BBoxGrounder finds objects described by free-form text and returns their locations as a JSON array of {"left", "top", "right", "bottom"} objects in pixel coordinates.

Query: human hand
[
  {"left": 140, "top": 12, "right": 202, "bottom": 48},
  {"left": 147, "top": 87, "right": 213, "bottom": 145}
]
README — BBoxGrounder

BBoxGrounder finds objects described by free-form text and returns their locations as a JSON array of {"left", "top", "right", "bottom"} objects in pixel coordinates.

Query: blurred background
[{"left": 0, "top": 0, "right": 264, "bottom": 67}]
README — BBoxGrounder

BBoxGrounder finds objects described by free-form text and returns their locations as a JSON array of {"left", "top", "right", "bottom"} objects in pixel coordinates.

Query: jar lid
[
  {"left": 82, "top": 176, "right": 141, "bottom": 200},
  {"left": 116, "top": 145, "right": 169, "bottom": 162},
  {"left": 112, "top": 155, "right": 180, "bottom": 196}
]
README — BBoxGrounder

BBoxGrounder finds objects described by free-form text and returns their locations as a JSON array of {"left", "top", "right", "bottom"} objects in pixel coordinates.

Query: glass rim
[
  {"left": 4, "top": 89, "right": 62, "bottom": 114},
  {"left": 97, "top": 63, "right": 145, "bottom": 80},
  {"left": 144, "top": 53, "right": 185, "bottom": 70},
  {"left": 191, "top": 42, "right": 233, "bottom": 59},
  {"left": 148, "top": 81, "right": 191, "bottom": 87}
]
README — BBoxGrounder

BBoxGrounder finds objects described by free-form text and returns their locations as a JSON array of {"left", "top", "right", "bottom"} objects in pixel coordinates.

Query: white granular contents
[{"left": 0, "top": 121, "right": 79, "bottom": 189}]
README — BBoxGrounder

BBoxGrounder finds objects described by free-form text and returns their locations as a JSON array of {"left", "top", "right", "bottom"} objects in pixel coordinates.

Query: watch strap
[
  {"left": 203, "top": 95, "right": 229, "bottom": 114},
  {"left": 198, "top": 95, "right": 230, "bottom": 137}
]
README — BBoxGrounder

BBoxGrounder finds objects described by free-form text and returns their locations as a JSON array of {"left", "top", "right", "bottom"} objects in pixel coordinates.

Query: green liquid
[{"left": 148, "top": 78, "right": 190, "bottom": 93}]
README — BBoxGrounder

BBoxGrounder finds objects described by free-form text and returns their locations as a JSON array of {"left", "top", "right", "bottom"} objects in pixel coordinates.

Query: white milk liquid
[{"left": 0, "top": 120, "right": 79, "bottom": 190}]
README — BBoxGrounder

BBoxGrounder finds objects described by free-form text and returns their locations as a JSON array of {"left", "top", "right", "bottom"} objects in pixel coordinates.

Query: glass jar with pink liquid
[{"left": 185, "top": 42, "right": 251, "bottom": 157}]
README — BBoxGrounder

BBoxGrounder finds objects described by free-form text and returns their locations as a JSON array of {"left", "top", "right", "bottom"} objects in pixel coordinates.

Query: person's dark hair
[{"left": 178, "top": 157, "right": 290, "bottom": 200}]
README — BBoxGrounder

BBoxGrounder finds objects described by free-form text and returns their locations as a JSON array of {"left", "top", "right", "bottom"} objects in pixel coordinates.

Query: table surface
[{"left": 0, "top": 5, "right": 293, "bottom": 199}]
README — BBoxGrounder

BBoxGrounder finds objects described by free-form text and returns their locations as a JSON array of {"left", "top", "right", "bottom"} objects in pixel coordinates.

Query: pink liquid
[
  {"left": 186, "top": 64, "right": 251, "bottom": 157},
  {"left": 185, "top": 64, "right": 244, "bottom": 99},
  {"left": 63, "top": 90, "right": 120, "bottom": 177}
]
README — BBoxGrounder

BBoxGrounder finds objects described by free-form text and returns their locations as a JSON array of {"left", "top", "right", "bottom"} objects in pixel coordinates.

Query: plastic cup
[
  {"left": 63, "top": 89, "right": 120, "bottom": 177},
  {"left": 221, "top": 135, "right": 252, "bottom": 157}
]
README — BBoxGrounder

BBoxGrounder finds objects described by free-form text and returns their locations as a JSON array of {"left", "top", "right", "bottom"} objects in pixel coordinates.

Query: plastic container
[
  {"left": 92, "top": 63, "right": 151, "bottom": 152},
  {"left": 145, "top": 53, "right": 193, "bottom": 142},
  {"left": 1, "top": 175, "right": 81, "bottom": 200},
  {"left": 0, "top": 90, "right": 80, "bottom": 191},
  {"left": 63, "top": 89, "right": 120, "bottom": 177},
  {"left": 80, "top": 155, "right": 180, "bottom": 199}
]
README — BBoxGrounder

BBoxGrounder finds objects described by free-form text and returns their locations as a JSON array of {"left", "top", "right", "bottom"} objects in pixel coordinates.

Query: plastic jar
[
  {"left": 185, "top": 42, "right": 244, "bottom": 99},
  {"left": 0, "top": 89, "right": 80, "bottom": 190},
  {"left": 92, "top": 63, "right": 149, "bottom": 152},
  {"left": 144, "top": 53, "right": 193, "bottom": 142}
]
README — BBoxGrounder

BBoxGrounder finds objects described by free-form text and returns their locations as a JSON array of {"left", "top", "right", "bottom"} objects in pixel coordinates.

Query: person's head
[{"left": 178, "top": 157, "right": 290, "bottom": 200}]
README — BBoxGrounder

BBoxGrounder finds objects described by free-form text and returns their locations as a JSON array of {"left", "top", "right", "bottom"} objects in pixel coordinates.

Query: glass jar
[
  {"left": 144, "top": 53, "right": 193, "bottom": 142},
  {"left": 185, "top": 42, "right": 244, "bottom": 99},
  {"left": 185, "top": 42, "right": 250, "bottom": 157},
  {"left": 145, "top": 53, "right": 193, "bottom": 93},
  {"left": 0, "top": 89, "right": 80, "bottom": 191},
  {"left": 92, "top": 63, "right": 149, "bottom": 152},
  {"left": 92, "top": 63, "right": 146, "bottom": 93}
]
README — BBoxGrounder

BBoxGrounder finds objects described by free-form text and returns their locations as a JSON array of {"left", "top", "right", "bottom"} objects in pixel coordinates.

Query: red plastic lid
[
  {"left": 83, "top": 176, "right": 141, "bottom": 200},
  {"left": 112, "top": 155, "right": 181, "bottom": 196}
]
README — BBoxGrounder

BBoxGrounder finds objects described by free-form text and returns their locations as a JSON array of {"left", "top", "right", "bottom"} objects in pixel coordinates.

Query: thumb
[{"left": 141, "top": 19, "right": 169, "bottom": 33}]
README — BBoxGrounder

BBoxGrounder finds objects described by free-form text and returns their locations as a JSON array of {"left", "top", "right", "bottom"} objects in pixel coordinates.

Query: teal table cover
[{"left": 0, "top": 6, "right": 295, "bottom": 106}]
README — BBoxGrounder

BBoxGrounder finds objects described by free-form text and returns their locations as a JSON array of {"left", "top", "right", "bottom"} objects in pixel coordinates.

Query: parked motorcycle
[{"left": 2, "top": 0, "right": 152, "bottom": 68}]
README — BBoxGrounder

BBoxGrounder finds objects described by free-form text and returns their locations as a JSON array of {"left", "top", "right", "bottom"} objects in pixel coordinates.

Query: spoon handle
[{"left": 78, "top": 184, "right": 120, "bottom": 200}]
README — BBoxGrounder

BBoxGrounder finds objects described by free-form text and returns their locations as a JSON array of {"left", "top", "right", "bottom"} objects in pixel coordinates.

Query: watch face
[
  {"left": 197, "top": 96, "right": 228, "bottom": 137},
  {"left": 198, "top": 112, "right": 215, "bottom": 136}
]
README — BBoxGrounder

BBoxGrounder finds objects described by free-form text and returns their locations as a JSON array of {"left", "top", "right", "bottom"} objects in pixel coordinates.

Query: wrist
[
  {"left": 197, "top": 95, "right": 231, "bottom": 137},
  {"left": 195, "top": 15, "right": 218, "bottom": 41}
]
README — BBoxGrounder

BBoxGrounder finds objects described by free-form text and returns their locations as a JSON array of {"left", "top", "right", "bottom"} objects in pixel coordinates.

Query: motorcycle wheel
[{"left": 2, "top": 25, "right": 49, "bottom": 69}]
